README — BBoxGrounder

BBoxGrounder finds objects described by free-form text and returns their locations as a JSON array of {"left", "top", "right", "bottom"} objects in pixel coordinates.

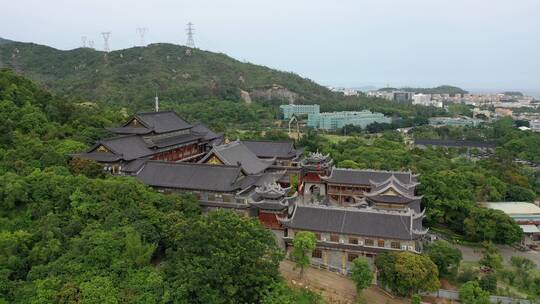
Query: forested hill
[
  {"left": 379, "top": 85, "right": 468, "bottom": 95},
  {"left": 0, "top": 39, "right": 337, "bottom": 106}
]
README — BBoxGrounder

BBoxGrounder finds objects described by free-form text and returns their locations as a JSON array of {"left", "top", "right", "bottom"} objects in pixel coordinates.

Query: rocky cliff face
[{"left": 248, "top": 84, "right": 300, "bottom": 104}]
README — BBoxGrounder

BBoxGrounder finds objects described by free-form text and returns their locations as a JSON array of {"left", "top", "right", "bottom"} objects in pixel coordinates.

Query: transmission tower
[
  {"left": 136, "top": 27, "right": 148, "bottom": 46},
  {"left": 81, "top": 36, "right": 87, "bottom": 48},
  {"left": 88, "top": 40, "right": 95, "bottom": 49},
  {"left": 185, "top": 22, "right": 195, "bottom": 48},
  {"left": 101, "top": 32, "right": 111, "bottom": 52}
]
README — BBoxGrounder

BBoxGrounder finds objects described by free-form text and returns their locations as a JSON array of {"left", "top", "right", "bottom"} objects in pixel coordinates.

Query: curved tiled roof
[
  {"left": 136, "top": 161, "right": 246, "bottom": 192},
  {"left": 241, "top": 140, "right": 299, "bottom": 159},
  {"left": 322, "top": 168, "right": 417, "bottom": 186},
  {"left": 282, "top": 204, "right": 425, "bottom": 240},
  {"left": 200, "top": 141, "right": 274, "bottom": 174}
]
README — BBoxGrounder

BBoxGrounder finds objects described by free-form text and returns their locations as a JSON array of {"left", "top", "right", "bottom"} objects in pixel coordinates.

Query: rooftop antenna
[
  {"left": 81, "top": 36, "right": 87, "bottom": 48},
  {"left": 186, "top": 22, "right": 195, "bottom": 48},
  {"left": 154, "top": 93, "right": 159, "bottom": 112},
  {"left": 101, "top": 32, "right": 111, "bottom": 52},
  {"left": 136, "top": 27, "right": 148, "bottom": 46}
]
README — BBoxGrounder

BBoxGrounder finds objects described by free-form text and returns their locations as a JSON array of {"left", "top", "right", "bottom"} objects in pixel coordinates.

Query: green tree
[
  {"left": 479, "top": 242, "right": 502, "bottom": 270},
  {"left": 411, "top": 294, "right": 422, "bottom": 304},
  {"left": 478, "top": 274, "right": 497, "bottom": 293},
  {"left": 80, "top": 276, "right": 118, "bottom": 304},
  {"left": 424, "top": 240, "right": 462, "bottom": 278},
  {"left": 459, "top": 281, "right": 490, "bottom": 304},
  {"left": 291, "top": 231, "right": 317, "bottom": 278},
  {"left": 350, "top": 257, "right": 373, "bottom": 293},
  {"left": 123, "top": 229, "right": 156, "bottom": 267},
  {"left": 375, "top": 252, "right": 440, "bottom": 296},
  {"left": 68, "top": 158, "right": 105, "bottom": 178},
  {"left": 164, "top": 210, "right": 283, "bottom": 304}
]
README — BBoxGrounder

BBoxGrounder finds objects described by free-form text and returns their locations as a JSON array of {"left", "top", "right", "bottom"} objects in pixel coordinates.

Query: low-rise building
[
  {"left": 429, "top": 117, "right": 483, "bottom": 127},
  {"left": 308, "top": 110, "right": 391, "bottom": 130},
  {"left": 484, "top": 202, "right": 540, "bottom": 245},
  {"left": 280, "top": 104, "right": 320, "bottom": 119}
]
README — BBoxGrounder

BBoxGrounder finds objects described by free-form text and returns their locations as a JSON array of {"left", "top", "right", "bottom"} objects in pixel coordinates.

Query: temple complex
[
  {"left": 72, "top": 111, "right": 223, "bottom": 174},
  {"left": 73, "top": 109, "right": 428, "bottom": 274}
]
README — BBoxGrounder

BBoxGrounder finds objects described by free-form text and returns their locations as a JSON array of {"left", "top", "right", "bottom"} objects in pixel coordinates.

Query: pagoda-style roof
[
  {"left": 136, "top": 161, "right": 268, "bottom": 192},
  {"left": 241, "top": 140, "right": 303, "bottom": 160},
  {"left": 255, "top": 182, "right": 292, "bottom": 199},
  {"left": 280, "top": 204, "right": 426, "bottom": 240},
  {"left": 76, "top": 111, "right": 222, "bottom": 164},
  {"left": 109, "top": 110, "right": 193, "bottom": 135},
  {"left": 322, "top": 168, "right": 417, "bottom": 186},
  {"left": 250, "top": 181, "right": 297, "bottom": 211},
  {"left": 300, "top": 151, "right": 334, "bottom": 169},
  {"left": 199, "top": 140, "right": 274, "bottom": 175},
  {"left": 74, "top": 135, "right": 154, "bottom": 162},
  {"left": 365, "top": 176, "right": 422, "bottom": 205}
]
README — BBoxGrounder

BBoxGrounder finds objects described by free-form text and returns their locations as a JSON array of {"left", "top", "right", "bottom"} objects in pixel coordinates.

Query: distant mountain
[
  {"left": 378, "top": 85, "right": 468, "bottom": 95},
  {"left": 0, "top": 37, "right": 14, "bottom": 45},
  {"left": 0, "top": 40, "right": 338, "bottom": 106}
]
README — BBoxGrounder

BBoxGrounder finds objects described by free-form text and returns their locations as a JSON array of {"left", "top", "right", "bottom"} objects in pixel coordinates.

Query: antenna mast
[
  {"left": 186, "top": 22, "right": 195, "bottom": 48},
  {"left": 101, "top": 32, "right": 111, "bottom": 52},
  {"left": 136, "top": 27, "right": 148, "bottom": 46}
]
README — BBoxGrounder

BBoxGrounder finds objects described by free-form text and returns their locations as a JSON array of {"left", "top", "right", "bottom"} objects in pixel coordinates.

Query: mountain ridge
[{"left": 0, "top": 39, "right": 338, "bottom": 106}]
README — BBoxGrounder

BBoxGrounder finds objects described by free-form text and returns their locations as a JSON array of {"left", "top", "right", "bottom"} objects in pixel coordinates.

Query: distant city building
[
  {"left": 531, "top": 120, "right": 540, "bottom": 132},
  {"left": 308, "top": 110, "right": 391, "bottom": 130},
  {"left": 429, "top": 117, "right": 483, "bottom": 127},
  {"left": 393, "top": 91, "right": 414, "bottom": 102},
  {"left": 412, "top": 93, "right": 443, "bottom": 108},
  {"left": 280, "top": 104, "right": 320, "bottom": 119},
  {"left": 495, "top": 108, "right": 513, "bottom": 117},
  {"left": 327, "top": 86, "right": 360, "bottom": 96}
]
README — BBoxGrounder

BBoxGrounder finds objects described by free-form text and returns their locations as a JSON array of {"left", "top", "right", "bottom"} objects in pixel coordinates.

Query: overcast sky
[{"left": 2, "top": 0, "right": 539, "bottom": 91}]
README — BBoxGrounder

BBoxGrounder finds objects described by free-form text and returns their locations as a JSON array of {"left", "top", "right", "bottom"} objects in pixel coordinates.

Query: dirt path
[{"left": 279, "top": 260, "right": 409, "bottom": 304}]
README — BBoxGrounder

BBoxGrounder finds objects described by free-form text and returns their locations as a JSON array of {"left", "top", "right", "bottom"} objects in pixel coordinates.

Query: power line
[
  {"left": 136, "top": 27, "right": 148, "bottom": 46},
  {"left": 186, "top": 22, "right": 195, "bottom": 48},
  {"left": 101, "top": 32, "right": 111, "bottom": 52}
]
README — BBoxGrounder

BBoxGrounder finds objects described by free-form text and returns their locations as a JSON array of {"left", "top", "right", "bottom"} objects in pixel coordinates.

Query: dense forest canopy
[
  {"left": 0, "top": 69, "right": 317, "bottom": 303},
  {"left": 0, "top": 40, "right": 336, "bottom": 106}
]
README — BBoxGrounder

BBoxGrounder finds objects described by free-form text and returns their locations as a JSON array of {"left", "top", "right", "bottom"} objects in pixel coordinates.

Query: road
[{"left": 458, "top": 244, "right": 540, "bottom": 266}]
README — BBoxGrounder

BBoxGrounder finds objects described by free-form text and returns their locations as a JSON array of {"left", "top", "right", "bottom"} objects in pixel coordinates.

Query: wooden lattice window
[{"left": 312, "top": 249, "right": 322, "bottom": 259}]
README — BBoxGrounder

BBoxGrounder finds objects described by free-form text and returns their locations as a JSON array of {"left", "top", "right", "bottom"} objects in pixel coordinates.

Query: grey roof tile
[
  {"left": 200, "top": 141, "right": 273, "bottom": 174},
  {"left": 135, "top": 111, "right": 193, "bottom": 133},
  {"left": 136, "top": 161, "right": 253, "bottom": 192},
  {"left": 96, "top": 135, "right": 154, "bottom": 161},
  {"left": 414, "top": 139, "right": 497, "bottom": 148},
  {"left": 323, "top": 168, "right": 416, "bottom": 185},
  {"left": 283, "top": 204, "right": 424, "bottom": 240},
  {"left": 241, "top": 140, "right": 299, "bottom": 159}
]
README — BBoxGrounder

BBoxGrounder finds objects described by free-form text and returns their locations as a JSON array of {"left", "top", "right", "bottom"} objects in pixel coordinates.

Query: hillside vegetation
[
  {"left": 0, "top": 40, "right": 337, "bottom": 106},
  {"left": 379, "top": 85, "right": 468, "bottom": 95}
]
